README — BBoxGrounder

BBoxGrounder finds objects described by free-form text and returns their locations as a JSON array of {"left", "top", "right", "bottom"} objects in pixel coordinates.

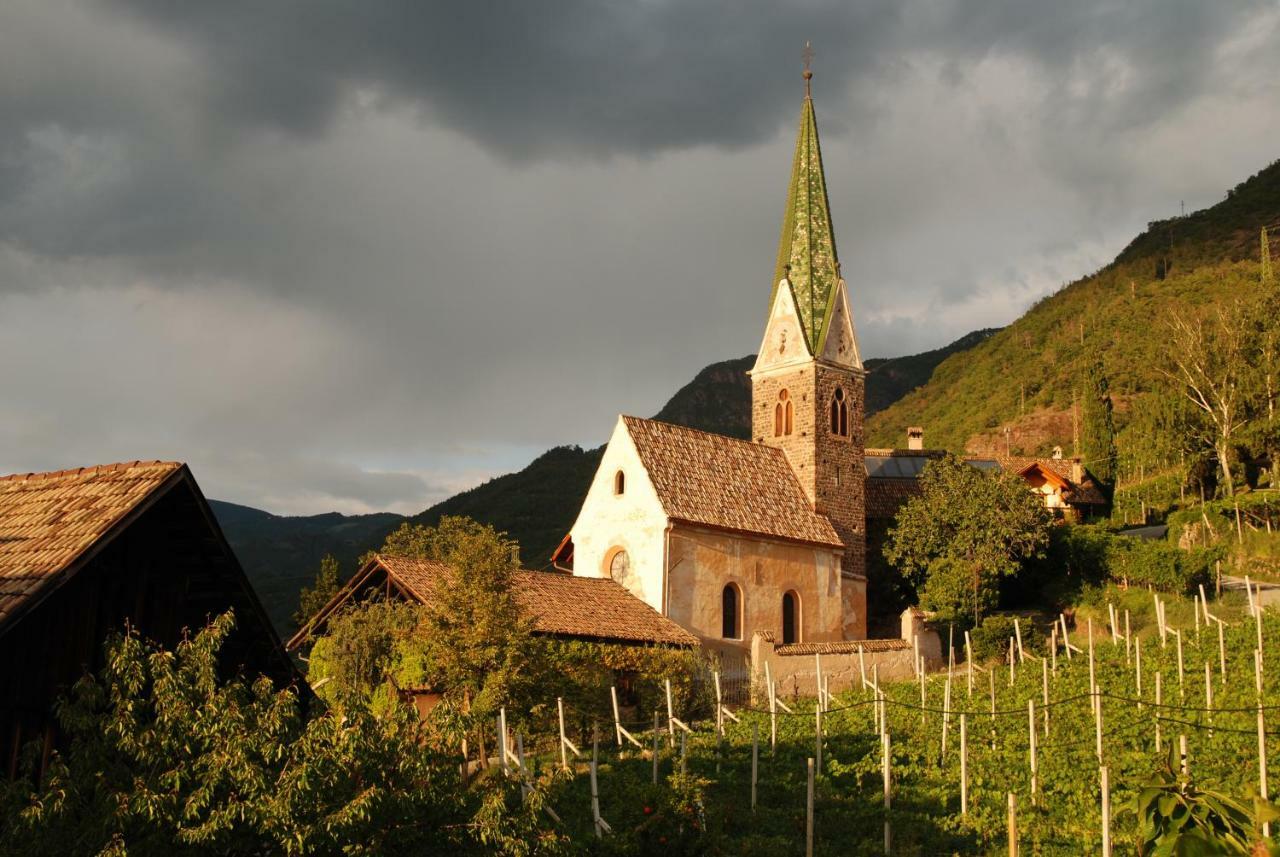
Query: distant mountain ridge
[{"left": 216, "top": 331, "right": 991, "bottom": 635}]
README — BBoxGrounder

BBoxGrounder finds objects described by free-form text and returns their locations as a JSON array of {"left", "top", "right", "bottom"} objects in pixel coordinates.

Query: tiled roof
[
  {"left": 376, "top": 555, "right": 699, "bottom": 647},
  {"left": 1000, "top": 456, "right": 1109, "bottom": 507},
  {"left": 775, "top": 638, "right": 910, "bottom": 656},
  {"left": 622, "top": 416, "right": 843, "bottom": 548},
  {"left": 0, "top": 461, "right": 184, "bottom": 631},
  {"left": 865, "top": 477, "right": 924, "bottom": 519}
]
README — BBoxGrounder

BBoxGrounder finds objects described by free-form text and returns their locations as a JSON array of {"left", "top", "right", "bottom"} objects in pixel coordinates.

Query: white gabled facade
[{"left": 566, "top": 417, "right": 669, "bottom": 613}]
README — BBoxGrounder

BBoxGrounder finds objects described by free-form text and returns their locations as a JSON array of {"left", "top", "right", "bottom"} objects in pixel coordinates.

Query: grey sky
[{"left": 2, "top": 0, "right": 1278, "bottom": 514}]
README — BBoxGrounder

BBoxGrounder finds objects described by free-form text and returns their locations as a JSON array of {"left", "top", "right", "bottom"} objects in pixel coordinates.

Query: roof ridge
[
  {"left": 0, "top": 460, "right": 184, "bottom": 484},
  {"left": 621, "top": 414, "right": 781, "bottom": 453}
]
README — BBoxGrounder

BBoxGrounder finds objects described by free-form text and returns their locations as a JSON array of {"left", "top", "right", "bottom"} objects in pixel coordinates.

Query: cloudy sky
[{"left": 2, "top": 1, "right": 1278, "bottom": 515}]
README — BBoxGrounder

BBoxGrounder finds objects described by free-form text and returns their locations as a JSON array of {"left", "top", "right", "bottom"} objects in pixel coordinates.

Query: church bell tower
[{"left": 750, "top": 53, "right": 866, "bottom": 585}]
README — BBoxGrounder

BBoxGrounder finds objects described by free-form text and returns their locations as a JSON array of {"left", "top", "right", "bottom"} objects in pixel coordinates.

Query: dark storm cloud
[{"left": 1, "top": 0, "right": 1277, "bottom": 513}]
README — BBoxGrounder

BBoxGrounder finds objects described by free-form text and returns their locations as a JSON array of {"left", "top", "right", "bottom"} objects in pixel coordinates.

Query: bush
[
  {"left": 1107, "top": 538, "right": 1218, "bottom": 594},
  {"left": 968, "top": 615, "right": 1018, "bottom": 663}
]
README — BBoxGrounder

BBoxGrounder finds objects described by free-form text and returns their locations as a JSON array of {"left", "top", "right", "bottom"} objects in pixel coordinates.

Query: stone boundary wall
[{"left": 749, "top": 608, "right": 944, "bottom": 699}]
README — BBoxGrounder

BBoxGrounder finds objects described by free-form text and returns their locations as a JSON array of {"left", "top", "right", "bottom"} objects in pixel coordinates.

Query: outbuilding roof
[
  {"left": 0, "top": 460, "right": 185, "bottom": 631},
  {"left": 622, "top": 416, "right": 843, "bottom": 548},
  {"left": 288, "top": 553, "right": 699, "bottom": 649}
]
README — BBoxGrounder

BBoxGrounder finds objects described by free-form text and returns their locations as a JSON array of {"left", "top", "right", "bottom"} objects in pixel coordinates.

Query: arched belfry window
[
  {"left": 722, "top": 583, "right": 742, "bottom": 639},
  {"left": 613, "top": 470, "right": 625, "bottom": 495},
  {"left": 782, "top": 591, "right": 800, "bottom": 644},
  {"left": 774, "top": 389, "right": 794, "bottom": 437},
  {"left": 830, "top": 387, "right": 849, "bottom": 437}
]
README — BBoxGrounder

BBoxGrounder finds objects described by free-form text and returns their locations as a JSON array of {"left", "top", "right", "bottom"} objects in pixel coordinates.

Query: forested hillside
[{"left": 866, "top": 158, "right": 1280, "bottom": 461}]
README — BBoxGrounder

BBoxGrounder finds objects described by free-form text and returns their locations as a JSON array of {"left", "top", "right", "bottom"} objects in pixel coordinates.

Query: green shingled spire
[{"left": 769, "top": 82, "right": 841, "bottom": 355}]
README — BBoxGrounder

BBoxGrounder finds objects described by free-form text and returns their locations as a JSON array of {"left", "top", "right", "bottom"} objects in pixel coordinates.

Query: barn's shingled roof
[
  {"left": 622, "top": 416, "right": 843, "bottom": 548},
  {"left": 0, "top": 461, "right": 184, "bottom": 631},
  {"left": 288, "top": 553, "right": 700, "bottom": 649}
]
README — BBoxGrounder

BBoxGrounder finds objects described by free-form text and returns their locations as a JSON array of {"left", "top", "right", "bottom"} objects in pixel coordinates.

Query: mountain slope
[{"left": 867, "top": 158, "right": 1280, "bottom": 456}]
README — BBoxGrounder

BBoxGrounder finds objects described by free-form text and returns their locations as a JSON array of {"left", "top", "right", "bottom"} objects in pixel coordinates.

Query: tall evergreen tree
[{"left": 1081, "top": 360, "right": 1118, "bottom": 489}]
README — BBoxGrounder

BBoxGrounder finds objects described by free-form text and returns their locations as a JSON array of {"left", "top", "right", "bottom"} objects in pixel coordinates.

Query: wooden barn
[{"left": 0, "top": 460, "right": 293, "bottom": 775}]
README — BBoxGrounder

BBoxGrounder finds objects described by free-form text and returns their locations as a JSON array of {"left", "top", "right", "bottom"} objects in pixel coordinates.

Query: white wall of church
[{"left": 567, "top": 417, "right": 669, "bottom": 613}]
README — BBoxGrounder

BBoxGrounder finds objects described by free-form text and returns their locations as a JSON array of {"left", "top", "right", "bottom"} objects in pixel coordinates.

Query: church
[{"left": 555, "top": 69, "right": 873, "bottom": 654}]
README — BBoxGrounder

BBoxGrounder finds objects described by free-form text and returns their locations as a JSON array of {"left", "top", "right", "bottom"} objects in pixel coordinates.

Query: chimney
[
  {"left": 907, "top": 426, "right": 924, "bottom": 451},
  {"left": 1071, "top": 459, "right": 1084, "bottom": 485}
]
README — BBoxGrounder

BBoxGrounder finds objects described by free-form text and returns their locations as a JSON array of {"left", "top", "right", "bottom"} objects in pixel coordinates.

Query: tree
[
  {"left": 1164, "top": 301, "right": 1255, "bottom": 497},
  {"left": 885, "top": 455, "right": 1052, "bottom": 624},
  {"left": 377, "top": 517, "right": 540, "bottom": 761},
  {"left": 293, "top": 553, "right": 342, "bottom": 631},
  {"left": 1080, "top": 360, "right": 1118, "bottom": 490}
]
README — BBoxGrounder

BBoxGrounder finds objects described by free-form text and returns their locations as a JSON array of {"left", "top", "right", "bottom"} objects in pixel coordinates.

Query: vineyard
[{"left": 507, "top": 588, "right": 1280, "bottom": 855}]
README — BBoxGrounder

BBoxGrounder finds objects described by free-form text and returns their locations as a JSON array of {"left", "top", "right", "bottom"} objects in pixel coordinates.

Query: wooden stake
[
  {"left": 1175, "top": 630, "right": 1185, "bottom": 703},
  {"left": 1050, "top": 625, "right": 1058, "bottom": 675},
  {"left": 516, "top": 732, "right": 530, "bottom": 801},
  {"left": 920, "top": 663, "right": 927, "bottom": 728},
  {"left": 1199, "top": 583, "right": 1211, "bottom": 624},
  {"left": 1217, "top": 617, "right": 1227, "bottom": 683},
  {"left": 1257, "top": 650, "right": 1271, "bottom": 838},
  {"left": 611, "top": 686, "right": 624, "bottom": 747},
  {"left": 942, "top": 672, "right": 952, "bottom": 758},
  {"left": 960, "top": 713, "right": 969, "bottom": 816},
  {"left": 883, "top": 730, "right": 892, "bottom": 856},
  {"left": 1007, "top": 793, "right": 1018, "bottom": 857},
  {"left": 713, "top": 672, "right": 723, "bottom": 736},
  {"left": 1028, "top": 698, "right": 1038, "bottom": 803},
  {"left": 590, "top": 758, "right": 610, "bottom": 836},
  {"left": 1094, "top": 689, "right": 1104, "bottom": 763},
  {"left": 859, "top": 644, "right": 867, "bottom": 691},
  {"left": 815, "top": 702, "right": 823, "bottom": 772},
  {"left": 1205, "top": 662, "right": 1214, "bottom": 736},
  {"left": 1041, "top": 657, "right": 1050, "bottom": 736},
  {"left": 1179, "top": 734, "right": 1188, "bottom": 780},
  {"left": 558, "top": 697, "right": 569, "bottom": 770},
  {"left": 752, "top": 721, "right": 759, "bottom": 810},
  {"left": 498, "top": 708, "right": 508, "bottom": 775},
  {"left": 1014, "top": 618, "right": 1025, "bottom": 663},
  {"left": 966, "top": 630, "right": 974, "bottom": 696},
  {"left": 1136, "top": 637, "right": 1143, "bottom": 704},
  {"left": 1101, "top": 765, "right": 1112, "bottom": 857},
  {"left": 814, "top": 654, "right": 823, "bottom": 712},
  {"left": 652, "top": 711, "right": 660, "bottom": 784},
  {"left": 1060, "top": 614, "right": 1072, "bottom": 660},
  {"left": 1088, "top": 618, "right": 1096, "bottom": 695},
  {"left": 769, "top": 678, "right": 778, "bottom": 754},
  {"left": 665, "top": 679, "right": 676, "bottom": 748},
  {"left": 806, "top": 757, "right": 815, "bottom": 857},
  {"left": 1125, "top": 610, "right": 1132, "bottom": 663}
]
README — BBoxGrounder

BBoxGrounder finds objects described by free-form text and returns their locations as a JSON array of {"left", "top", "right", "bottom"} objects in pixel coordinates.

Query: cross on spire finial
[{"left": 802, "top": 41, "right": 814, "bottom": 96}]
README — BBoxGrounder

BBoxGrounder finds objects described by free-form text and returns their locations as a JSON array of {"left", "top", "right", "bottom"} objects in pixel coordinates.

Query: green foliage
[
  {"left": 307, "top": 598, "right": 427, "bottom": 710},
  {"left": 886, "top": 455, "right": 1052, "bottom": 623},
  {"left": 1107, "top": 538, "right": 1219, "bottom": 595},
  {"left": 293, "top": 553, "right": 342, "bottom": 630},
  {"left": 967, "top": 615, "right": 1018, "bottom": 662},
  {"left": 1081, "top": 360, "right": 1118, "bottom": 489},
  {"left": 1126, "top": 746, "right": 1280, "bottom": 855},
  {"left": 0, "top": 612, "right": 561, "bottom": 856},
  {"left": 918, "top": 557, "right": 995, "bottom": 631}
]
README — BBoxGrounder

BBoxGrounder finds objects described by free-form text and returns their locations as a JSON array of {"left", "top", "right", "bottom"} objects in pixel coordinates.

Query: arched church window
[
  {"left": 775, "top": 389, "right": 794, "bottom": 437},
  {"left": 782, "top": 591, "right": 800, "bottom": 644},
  {"left": 614, "top": 470, "right": 625, "bottom": 495},
  {"left": 722, "top": 583, "right": 742, "bottom": 639},
  {"left": 830, "top": 387, "right": 848, "bottom": 437}
]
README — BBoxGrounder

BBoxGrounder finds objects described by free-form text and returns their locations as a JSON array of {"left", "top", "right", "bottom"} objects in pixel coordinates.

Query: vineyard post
[
  {"left": 1155, "top": 672, "right": 1163, "bottom": 753},
  {"left": 1136, "top": 637, "right": 1143, "bottom": 705},
  {"left": 1216, "top": 618, "right": 1226, "bottom": 683},
  {"left": 950, "top": 624, "right": 956, "bottom": 673},
  {"left": 516, "top": 733, "right": 530, "bottom": 802},
  {"left": 815, "top": 654, "right": 824, "bottom": 712},
  {"left": 665, "top": 679, "right": 675, "bottom": 749},
  {"left": 652, "top": 711, "right": 659, "bottom": 784},
  {"left": 713, "top": 672, "right": 723, "bottom": 737},
  {"left": 873, "top": 664, "right": 880, "bottom": 734},
  {"left": 1028, "top": 698, "right": 1038, "bottom": 804},
  {"left": 590, "top": 759, "right": 602, "bottom": 838},
  {"left": 1193, "top": 594, "right": 1201, "bottom": 641},
  {"left": 1050, "top": 625, "right": 1058, "bottom": 675},
  {"left": 913, "top": 634, "right": 920, "bottom": 679},
  {"left": 764, "top": 660, "right": 772, "bottom": 703},
  {"left": 1216, "top": 560, "right": 1222, "bottom": 598},
  {"left": 752, "top": 721, "right": 759, "bottom": 811},
  {"left": 882, "top": 730, "right": 892, "bottom": 856},
  {"left": 966, "top": 630, "right": 975, "bottom": 696},
  {"left": 960, "top": 712, "right": 969, "bottom": 816},
  {"left": 1094, "top": 686, "right": 1104, "bottom": 763},
  {"left": 1007, "top": 793, "right": 1018, "bottom": 857},
  {"left": 942, "top": 672, "right": 952, "bottom": 759},
  {"left": 920, "top": 664, "right": 927, "bottom": 728},
  {"left": 1060, "top": 614, "right": 1072, "bottom": 660},
  {"left": 1175, "top": 630, "right": 1185, "bottom": 703},
  {"left": 1100, "top": 765, "right": 1112, "bottom": 857},
  {"left": 1257, "top": 649, "right": 1270, "bottom": 837},
  {"left": 1246, "top": 575, "right": 1257, "bottom": 616},
  {"left": 1108, "top": 602, "right": 1118, "bottom": 646},
  {"left": 1014, "top": 619, "right": 1025, "bottom": 664},
  {"left": 1155, "top": 593, "right": 1166, "bottom": 647},
  {"left": 498, "top": 708, "right": 508, "bottom": 776},
  {"left": 770, "top": 679, "right": 778, "bottom": 754},
  {"left": 1255, "top": 603, "right": 1264, "bottom": 668},
  {"left": 1199, "top": 584, "right": 1211, "bottom": 624},
  {"left": 1041, "top": 658, "right": 1049, "bottom": 736},
  {"left": 558, "top": 698, "right": 569, "bottom": 770},
  {"left": 815, "top": 701, "right": 823, "bottom": 772},
  {"left": 806, "top": 757, "right": 814, "bottom": 857},
  {"left": 989, "top": 668, "right": 996, "bottom": 749},
  {"left": 1179, "top": 734, "right": 1188, "bottom": 781},
  {"left": 680, "top": 731, "right": 687, "bottom": 776},
  {"left": 611, "top": 685, "right": 624, "bottom": 748},
  {"left": 1125, "top": 610, "right": 1132, "bottom": 663},
  {"left": 859, "top": 644, "right": 867, "bottom": 694}
]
